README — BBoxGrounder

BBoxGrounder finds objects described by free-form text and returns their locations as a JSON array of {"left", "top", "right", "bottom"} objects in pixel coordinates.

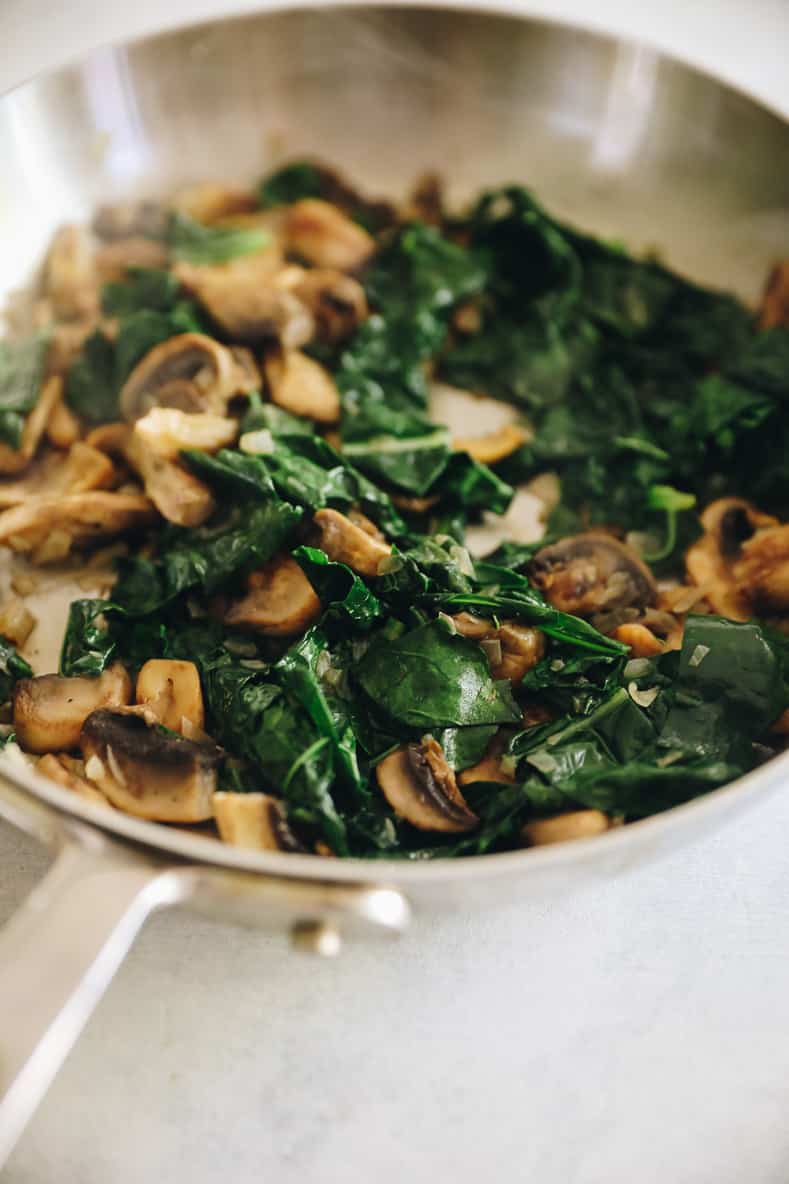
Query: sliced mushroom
[
  {"left": 133, "top": 407, "right": 238, "bottom": 459},
  {"left": 452, "top": 614, "right": 545, "bottom": 684},
  {"left": 44, "top": 225, "right": 99, "bottom": 322},
  {"left": 124, "top": 427, "right": 215, "bottom": 527},
  {"left": 171, "top": 182, "right": 258, "bottom": 224},
  {"left": 759, "top": 260, "right": 789, "bottom": 330},
  {"left": 733, "top": 523, "right": 789, "bottom": 615},
  {"left": 92, "top": 200, "right": 168, "bottom": 241},
  {"left": 80, "top": 707, "right": 221, "bottom": 822},
  {"left": 685, "top": 498, "right": 782, "bottom": 620},
  {"left": 174, "top": 246, "right": 315, "bottom": 348},
  {"left": 0, "top": 598, "right": 36, "bottom": 647},
  {"left": 530, "top": 533, "right": 657, "bottom": 619},
  {"left": 95, "top": 237, "right": 170, "bottom": 282},
  {"left": 612, "top": 622, "right": 666, "bottom": 657},
  {"left": 522, "top": 810, "right": 611, "bottom": 847},
  {"left": 264, "top": 349, "right": 341, "bottom": 424},
  {"left": 376, "top": 738, "right": 479, "bottom": 833},
  {"left": 136, "top": 659, "right": 205, "bottom": 734},
  {"left": 288, "top": 269, "right": 368, "bottom": 342},
  {"left": 46, "top": 397, "right": 81, "bottom": 449},
  {"left": 458, "top": 733, "right": 516, "bottom": 787},
  {"left": 225, "top": 555, "right": 321, "bottom": 636},
  {"left": 283, "top": 199, "right": 376, "bottom": 272},
  {"left": 38, "top": 753, "right": 110, "bottom": 806},
  {"left": 313, "top": 508, "right": 391, "bottom": 577},
  {"left": 0, "top": 374, "right": 66, "bottom": 476},
  {"left": 0, "top": 442, "right": 114, "bottom": 508},
  {"left": 0, "top": 491, "right": 155, "bottom": 561},
  {"left": 213, "top": 791, "right": 302, "bottom": 851},
  {"left": 453, "top": 424, "right": 527, "bottom": 465},
  {"left": 13, "top": 663, "right": 132, "bottom": 754},
  {"left": 119, "top": 333, "right": 243, "bottom": 422}
]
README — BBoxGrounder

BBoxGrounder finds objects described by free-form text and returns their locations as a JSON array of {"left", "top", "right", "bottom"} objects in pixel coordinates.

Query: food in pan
[{"left": 0, "top": 162, "right": 787, "bottom": 858}]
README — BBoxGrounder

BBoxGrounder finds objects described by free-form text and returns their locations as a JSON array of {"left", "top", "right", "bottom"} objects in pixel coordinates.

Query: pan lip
[
  {"left": 0, "top": 0, "right": 788, "bottom": 124},
  {"left": 0, "top": 1, "right": 787, "bottom": 884},
  {"left": 2, "top": 744, "right": 787, "bottom": 884}
]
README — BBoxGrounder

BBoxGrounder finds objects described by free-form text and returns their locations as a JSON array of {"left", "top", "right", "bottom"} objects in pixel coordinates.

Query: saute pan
[{"left": 0, "top": 5, "right": 787, "bottom": 1165}]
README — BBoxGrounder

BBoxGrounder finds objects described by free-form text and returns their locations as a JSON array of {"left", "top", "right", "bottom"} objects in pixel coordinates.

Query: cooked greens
[{"left": 2, "top": 163, "right": 788, "bottom": 859}]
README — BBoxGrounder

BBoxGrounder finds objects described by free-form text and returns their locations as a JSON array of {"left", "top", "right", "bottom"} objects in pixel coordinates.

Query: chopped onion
[
  {"left": 239, "top": 428, "right": 275, "bottom": 455},
  {"left": 377, "top": 554, "right": 403, "bottom": 575},
  {"left": 624, "top": 658, "right": 652, "bottom": 680},
  {"left": 526, "top": 750, "right": 559, "bottom": 775},
  {"left": 688, "top": 644, "right": 710, "bottom": 668},
  {"left": 481, "top": 638, "right": 503, "bottom": 667}
]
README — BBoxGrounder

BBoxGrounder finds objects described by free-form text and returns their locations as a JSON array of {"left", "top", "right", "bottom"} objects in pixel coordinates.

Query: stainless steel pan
[{"left": 0, "top": 5, "right": 787, "bottom": 1165}]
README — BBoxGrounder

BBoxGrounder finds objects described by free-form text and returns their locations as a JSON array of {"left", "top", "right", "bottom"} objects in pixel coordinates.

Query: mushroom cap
[
  {"left": 530, "top": 533, "right": 657, "bottom": 618},
  {"left": 376, "top": 739, "right": 479, "bottom": 834},
  {"left": 80, "top": 707, "right": 221, "bottom": 822},
  {"left": 686, "top": 497, "right": 780, "bottom": 620},
  {"left": 135, "top": 659, "right": 205, "bottom": 734},
  {"left": 283, "top": 199, "right": 376, "bottom": 272},
  {"left": 123, "top": 427, "right": 215, "bottom": 527},
  {"left": 313, "top": 508, "right": 391, "bottom": 577},
  {"left": 225, "top": 555, "right": 321, "bottom": 636},
  {"left": 522, "top": 810, "right": 610, "bottom": 847},
  {"left": 118, "top": 332, "right": 240, "bottom": 422},
  {"left": 264, "top": 349, "right": 341, "bottom": 425},
  {"left": 290, "top": 269, "right": 368, "bottom": 343},
  {"left": 13, "top": 663, "right": 132, "bottom": 754}
]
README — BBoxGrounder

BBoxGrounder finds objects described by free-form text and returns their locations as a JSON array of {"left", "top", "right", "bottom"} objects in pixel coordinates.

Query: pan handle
[{"left": 0, "top": 830, "right": 189, "bottom": 1168}]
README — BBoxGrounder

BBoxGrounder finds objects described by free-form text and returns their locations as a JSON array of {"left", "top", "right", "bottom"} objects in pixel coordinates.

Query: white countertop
[{"left": 3, "top": 3, "right": 789, "bottom": 1182}]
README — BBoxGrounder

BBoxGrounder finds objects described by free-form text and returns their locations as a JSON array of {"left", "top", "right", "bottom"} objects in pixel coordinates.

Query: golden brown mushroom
[
  {"left": 458, "top": 733, "right": 516, "bottom": 787},
  {"left": 13, "top": 663, "right": 132, "bottom": 754},
  {"left": 451, "top": 614, "right": 545, "bottom": 685},
  {"left": 453, "top": 424, "right": 527, "bottom": 466},
  {"left": 289, "top": 269, "right": 368, "bottom": 342},
  {"left": 0, "top": 491, "right": 156, "bottom": 561},
  {"left": 213, "top": 791, "right": 302, "bottom": 851},
  {"left": 530, "top": 533, "right": 657, "bottom": 619},
  {"left": 264, "top": 349, "right": 341, "bottom": 425},
  {"left": 376, "top": 737, "right": 479, "bottom": 834},
  {"left": 0, "top": 374, "right": 67, "bottom": 476},
  {"left": 283, "top": 199, "right": 376, "bottom": 272},
  {"left": 118, "top": 333, "right": 243, "bottom": 422},
  {"left": 0, "top": 442, "right": 114, "bottom": 509},
  {"left": 313, "top": 508, "right": 391, "bottom": 577},
  {"left": 522, "top": 810, "right": 611, "bottom": 847},
  {"left": 45, "top": 398, "right": 81, "bottom": 449},
  {"left": 135, "top": 659, "right": 205, "bottom": 734},
  {"left": 123, "top": 425, "right": 215, "bottom": 527},
  {"left": 80, "top": 707, "right": 221, "bottom": 822},
  {"left": 225, "top": 555, "right": 321, "bottom": 636},
  {"left": 685, "top": 498, "right": 787, "bottom": 620},
  {"left": 43, "top": 225, "right": 99, "bottom": 321},
  {"left": 133, "top": 407, "right": 238, "bottom": 459}
]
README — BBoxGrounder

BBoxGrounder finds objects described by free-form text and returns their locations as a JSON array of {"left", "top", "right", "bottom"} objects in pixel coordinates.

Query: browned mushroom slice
[
  {"left": 313, "top": 508, "right": 391, "bottom": 577},
  {"left": 119, "top": 332, "right": 245, "bottom": 422},
  {"left": 522, "top": 810, "right": 610, "bottom": 847},
  {"left": 46, "top": 398, "right": 81, "bottom": 449},
  {"left": 171, "top": 182, "right": 259, "bottom": 224},
  {"left": 611, "top": 622, "right": 665, "bottom": 657},
  {"left": 685, "top": 497, "right": 780, "bottom": 620},
  {"left": 92, "top": 200, "right": 168, "bottom": 241},
  {"left": 123, "top": 428, "right": 215, "bottom": 527},
  {"left": 453, "top": 424, "right": 527, "bottom": 466},
  {"left": 136, "top": 659, "right": 205, "bottom": 734},
  {"left": 289, "top": 269, "right": 368, "bottom": 342},
  {"left": 376, "top": 738, "right": 479, "bottom": 834},
  {"left": 95, "top": 237, "right": 170, "bottom": 283},
  {"left": 13, "top": 663, "right": 132, "bottom": 754},
  {"left": 44, "top": 225, "right": 99, "bottom": 321},
  {"left": 80, "top": 707, "right": 221, "bottom": 822},
  {"left": 133, "top": 407, "right": 238, "bottom": 459},
  {"left": 733, "top": 523, "right": 789, "bottom": 614},
  {"left": 174, "top": 245, "right": 315, "bottom": 348},
  {"left": 283, "top": 199, "right": 376, "bottom": 272},
  {"left": 38, "top": 753, "right": 110, "bottom": 806},
  {"left": 0, "top": 442, "right": 114, "bottom": 508},
  {"left": 0, "top": 598, "right": 36, "bottom": 647},
  {"left": 0, "top": 491, "right": 155, "bottom": 561},
  {"left": 759, "top": 261, "right": 789, "bottom": 330},
  {"left": 213, "top": 791, "right": 302, "bottom": 851},
  {"left": 225, "top": 555, "right": 321, "bottom": 636},
  {"left": 0, "top": 374, "right": 66, "bottom": 476},
  {"left": 530, "top": 533, "right": 657, "bottom": 619},
  {"left": 491, "top": 623, "right": 546, "bottom": 683},
  {"left": 264, "top": 349, "right": 341, "bottom": 424}
]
